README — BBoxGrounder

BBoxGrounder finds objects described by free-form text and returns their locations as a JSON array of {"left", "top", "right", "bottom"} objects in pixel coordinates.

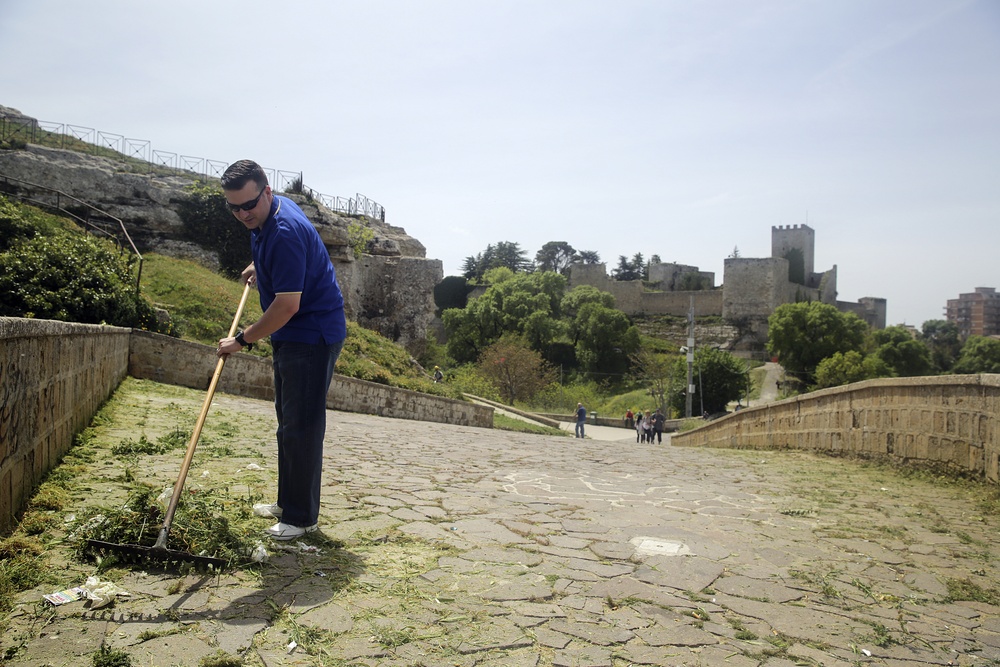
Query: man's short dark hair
[{"left": 221, "top": 160, "right": 268, "bottom": 191}]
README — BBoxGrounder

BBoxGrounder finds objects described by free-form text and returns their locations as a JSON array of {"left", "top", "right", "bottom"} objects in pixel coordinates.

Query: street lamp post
[{"left": 684, "top": 298, "right": 694, "bottom": 419}]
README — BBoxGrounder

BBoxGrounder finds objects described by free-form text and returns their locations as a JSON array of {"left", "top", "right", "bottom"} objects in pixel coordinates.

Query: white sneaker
[
  {"left": 266, "top": 522, "right": 318, "bottom": 541},
  {"left": 253, "top": 503, "right": 282, "bottom": 519}
]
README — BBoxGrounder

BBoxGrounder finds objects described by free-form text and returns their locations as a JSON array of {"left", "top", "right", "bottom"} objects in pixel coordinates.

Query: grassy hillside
[
  {"left": 0, "top": 195, "right": 459, "bottom": 400},
  {"left": 140, "top": 253, "right": 266, "bottom": 344},
  {"left": 140, "top": 252, "right": 460, "bottom": 398}
]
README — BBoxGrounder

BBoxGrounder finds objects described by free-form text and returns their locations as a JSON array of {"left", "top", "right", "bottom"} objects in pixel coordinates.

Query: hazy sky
[{"left": 1, "top": 1, "right": 997, "bottom": 327}]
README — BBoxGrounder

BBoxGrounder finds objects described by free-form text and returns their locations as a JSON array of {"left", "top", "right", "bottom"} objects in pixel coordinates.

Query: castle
[{"left": 568, "top": 224, "right": 886, "bottom": 351}]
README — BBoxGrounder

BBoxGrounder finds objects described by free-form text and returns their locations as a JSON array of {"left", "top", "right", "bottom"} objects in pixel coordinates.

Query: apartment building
[{"left": 946, "top": 287, "right": 1000, "bottom": 339}]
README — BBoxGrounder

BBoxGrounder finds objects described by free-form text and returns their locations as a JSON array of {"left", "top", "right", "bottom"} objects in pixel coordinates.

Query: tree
[
  {"left": 573, "top": 302, "right": 640, "bottom": 379},
  {"left": 477, "top": 335, "right": 556, "bottom": 405},
  {"left": 952, "top": 336, "right": 1000, "bottom": 374},
  {"left": 632, "top": 253, "right": 647, "bottom": 281},
  {"left": 561, "top": 285, "right": 615, "bottom": 326},
  {"left": 463, "top": 242, "right": 533, "bottom": 281},
  {"left": 442, "top": 271, "right": 567, "bottom": 364},
  {"left": 610, "top": 255, "right": 642, "bottom": 281},
  {"left": 766, "top": 301, "right": 868, "bottom": 382},
  {"left": 920, "top": 319, "right": 962, "bottom": 373},
  {"left": 482, "top": 266, "right": 516, "bottom": 285},
  {"left": 522, "top": 309, "right": 566, "bottom": 352},
  {"left": 729, "top": 246, "right": 741, "bottom": 259},
  {"left": 442, "top": 268, "right": 631, "bottom": 376},
  {"left": 535, "top": 241, "right": 577, "bottom": 275},
  {"left": 871, "top": 326, "right": 932, "bottom": 377},
  {"left": 433, "top": 276, "right": 470, "bottom": 315},
  {"left": 630, "top": 347, "right": 675, "bottom": 414},
  {"left": 441, "top": 306, "right": 494, "bottom": 365},
  {"left": 576, "top": 250, "right": 601, "bottom": 264},
  {"left": 669, "top": 347, "right": 748, "bottom": 415},
  {"left": 461, "top": 256, "right": 480, "bottom": 281},
  {"left": 814, "top": 351, "right": 891, "bottom": 389}
]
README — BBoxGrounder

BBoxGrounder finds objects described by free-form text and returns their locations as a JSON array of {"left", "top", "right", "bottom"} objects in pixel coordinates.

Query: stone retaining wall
[
  {"left": 1, "top": 320, "right": 492, "bottom": 535},
  {"left": 0, "top": 318, "right": 131, "bottom": 534},
  {"left": 673, "top": 375, "right": 1000, "bottom": 482},
  {"left": 128, "top": 331, "right": 493, "bottom": 427}
]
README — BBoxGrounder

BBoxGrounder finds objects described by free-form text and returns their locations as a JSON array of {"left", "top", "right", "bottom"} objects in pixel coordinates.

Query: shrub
[
  {"left": 0, "top": 197, "right": 37, "bottom": 251},
  {"left": 530, "top": 380, "right": 606, "bottom": 413},
  {"left": 444, "top": 364, "right": 502, "bottom": 402},
  {"left": 0, "top": 231, "right": 165, "bottom": 331},
  {"left": 347, "top": 220, "right": 374, "bottom": 259}
]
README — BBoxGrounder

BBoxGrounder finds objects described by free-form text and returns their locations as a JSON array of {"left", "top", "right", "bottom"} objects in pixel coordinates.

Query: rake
[{"left": 87, "top": 281, "right": 254, "bottom": 569}]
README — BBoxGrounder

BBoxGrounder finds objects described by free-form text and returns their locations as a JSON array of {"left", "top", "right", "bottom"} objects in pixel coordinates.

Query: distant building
[
  {"left": 946, "top": 287, "right": 1000, "bottom": 339},
  {"left": 566, "top": 224, "right": 886, "bottom": 358}
]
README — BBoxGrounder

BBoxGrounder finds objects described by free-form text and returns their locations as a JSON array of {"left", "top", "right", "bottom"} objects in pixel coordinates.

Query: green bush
[
  {"left": 0, "top": 197, "right": 37, "bottom": 251},
  {"left": 0, "top": 230, "right": 164, "bottom": 331},
  {"left": 444, "top": 364, "right": 502, "bottom": 402},
  {"left": 596, "top": 387, "right": 660, "bottom": 419},
  {"left": 529, "top": 380, "right": 606, "bottom": 413}
]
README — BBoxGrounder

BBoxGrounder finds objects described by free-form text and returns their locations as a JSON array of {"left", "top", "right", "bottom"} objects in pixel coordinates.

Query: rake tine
[{"left": 86, "top": 539, "right": 226, "bottom": 570}]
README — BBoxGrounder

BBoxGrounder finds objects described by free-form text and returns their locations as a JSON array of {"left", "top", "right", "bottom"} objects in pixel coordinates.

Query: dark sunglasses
[{"left": 227, "top": 187, "right": 266, "bottom": 212}]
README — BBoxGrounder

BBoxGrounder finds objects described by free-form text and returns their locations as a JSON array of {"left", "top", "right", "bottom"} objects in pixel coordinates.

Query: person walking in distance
[
  {"left": 651, "top": 408, "right": 666, "bottom": 444},
  {"left": 575, "top": 402, "right": 587, "bottom": 438},
  {"left": 216, "top": 160, "right": 346, "bottom": 541}
]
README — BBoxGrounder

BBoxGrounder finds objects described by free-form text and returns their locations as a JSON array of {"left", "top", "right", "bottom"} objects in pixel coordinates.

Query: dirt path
[{"left": 754, "top": 360, "right": 783, "bottom": 405}]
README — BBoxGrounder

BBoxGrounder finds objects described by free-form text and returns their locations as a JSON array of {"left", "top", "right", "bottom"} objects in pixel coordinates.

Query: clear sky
[{"left": 1, "top": 1, "right": 997, "bottom": 328}]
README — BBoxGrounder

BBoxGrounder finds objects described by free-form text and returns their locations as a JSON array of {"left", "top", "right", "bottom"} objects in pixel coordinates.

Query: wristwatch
[{"left": 235, "top": 330, "right": 253, "bottom": 351}]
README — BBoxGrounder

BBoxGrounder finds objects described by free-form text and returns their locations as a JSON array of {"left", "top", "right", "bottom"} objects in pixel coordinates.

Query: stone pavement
[{"left": 7, "top": 389, "right": 1000, "bottom": 667}]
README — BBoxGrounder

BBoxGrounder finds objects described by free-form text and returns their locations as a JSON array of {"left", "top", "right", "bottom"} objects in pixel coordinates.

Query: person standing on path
[
  {"left": 575, "top": 402, "right": 587, "bottom": 438},
  {"left": 216, "top": 160, "right": 347, "bottom": 542}
]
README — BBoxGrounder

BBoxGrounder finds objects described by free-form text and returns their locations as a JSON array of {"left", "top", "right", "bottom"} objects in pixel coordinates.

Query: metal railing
[
  {"left": 0, "top": 174, "right": 143, "bottom": 295},
  {"left": 1, "top": 115, "right": 386, "bottom": 221}
]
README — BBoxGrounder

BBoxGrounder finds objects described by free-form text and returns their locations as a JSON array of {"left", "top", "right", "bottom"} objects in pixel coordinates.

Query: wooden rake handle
[{"left": 154, "top": 281, "right": 254, "bottom": 549}]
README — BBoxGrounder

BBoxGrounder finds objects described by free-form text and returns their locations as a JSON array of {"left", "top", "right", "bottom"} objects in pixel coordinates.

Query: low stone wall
[
  {"left": 128, "top": 331, "right": 492, "bottom": 428},
  {"left": 0, "top": 318, "right": 130, "bottom": 534},
  {"left": 1, "top": 321, "right": 492, "bottom": 536},
  {"left": 673, "top": 375, "right": 1000, "bottom": 482},
  {"left": 464, "top": 396, "right": 562, "bottom": 428}
]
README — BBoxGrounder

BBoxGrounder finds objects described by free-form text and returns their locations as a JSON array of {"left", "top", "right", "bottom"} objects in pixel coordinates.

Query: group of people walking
[
  {"left": 574, "top": 404, "right": 666, "bottom": 442},
  {"left": 623, "top": 408, "right": 665, "bottom": 444}
]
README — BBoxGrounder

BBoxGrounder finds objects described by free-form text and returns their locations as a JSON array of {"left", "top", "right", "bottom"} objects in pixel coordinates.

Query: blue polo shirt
[{"left": 250, "top": 195, "right": 346, "bottom": 344}]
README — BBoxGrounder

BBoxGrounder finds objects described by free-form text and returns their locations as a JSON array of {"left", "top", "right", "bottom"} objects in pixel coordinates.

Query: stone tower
[{"left": 771, "top": 224, "right": 814, "bottom": 285}]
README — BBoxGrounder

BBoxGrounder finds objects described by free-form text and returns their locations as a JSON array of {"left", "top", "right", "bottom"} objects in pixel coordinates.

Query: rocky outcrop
[{"left": 0, "top": 115, "right": 441, "bottom": 353}]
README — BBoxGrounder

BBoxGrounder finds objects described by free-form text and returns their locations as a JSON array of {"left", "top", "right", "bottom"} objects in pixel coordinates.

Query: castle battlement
[{"left": 771, "top": 224, "right": 814, "bottom": 231}]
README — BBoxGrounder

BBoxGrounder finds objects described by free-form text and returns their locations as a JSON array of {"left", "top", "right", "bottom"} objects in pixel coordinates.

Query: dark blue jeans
[{"left": 272, "top": 339, "right": 344, "bottom": 528}]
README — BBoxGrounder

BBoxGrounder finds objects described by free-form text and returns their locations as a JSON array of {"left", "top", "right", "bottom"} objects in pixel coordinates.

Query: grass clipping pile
[
  {"left": 14, "top": 379, "right": 278, "bottom": 582},
  {"left": 77, "top": 379, "right": 277, "bottom": 569}
]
